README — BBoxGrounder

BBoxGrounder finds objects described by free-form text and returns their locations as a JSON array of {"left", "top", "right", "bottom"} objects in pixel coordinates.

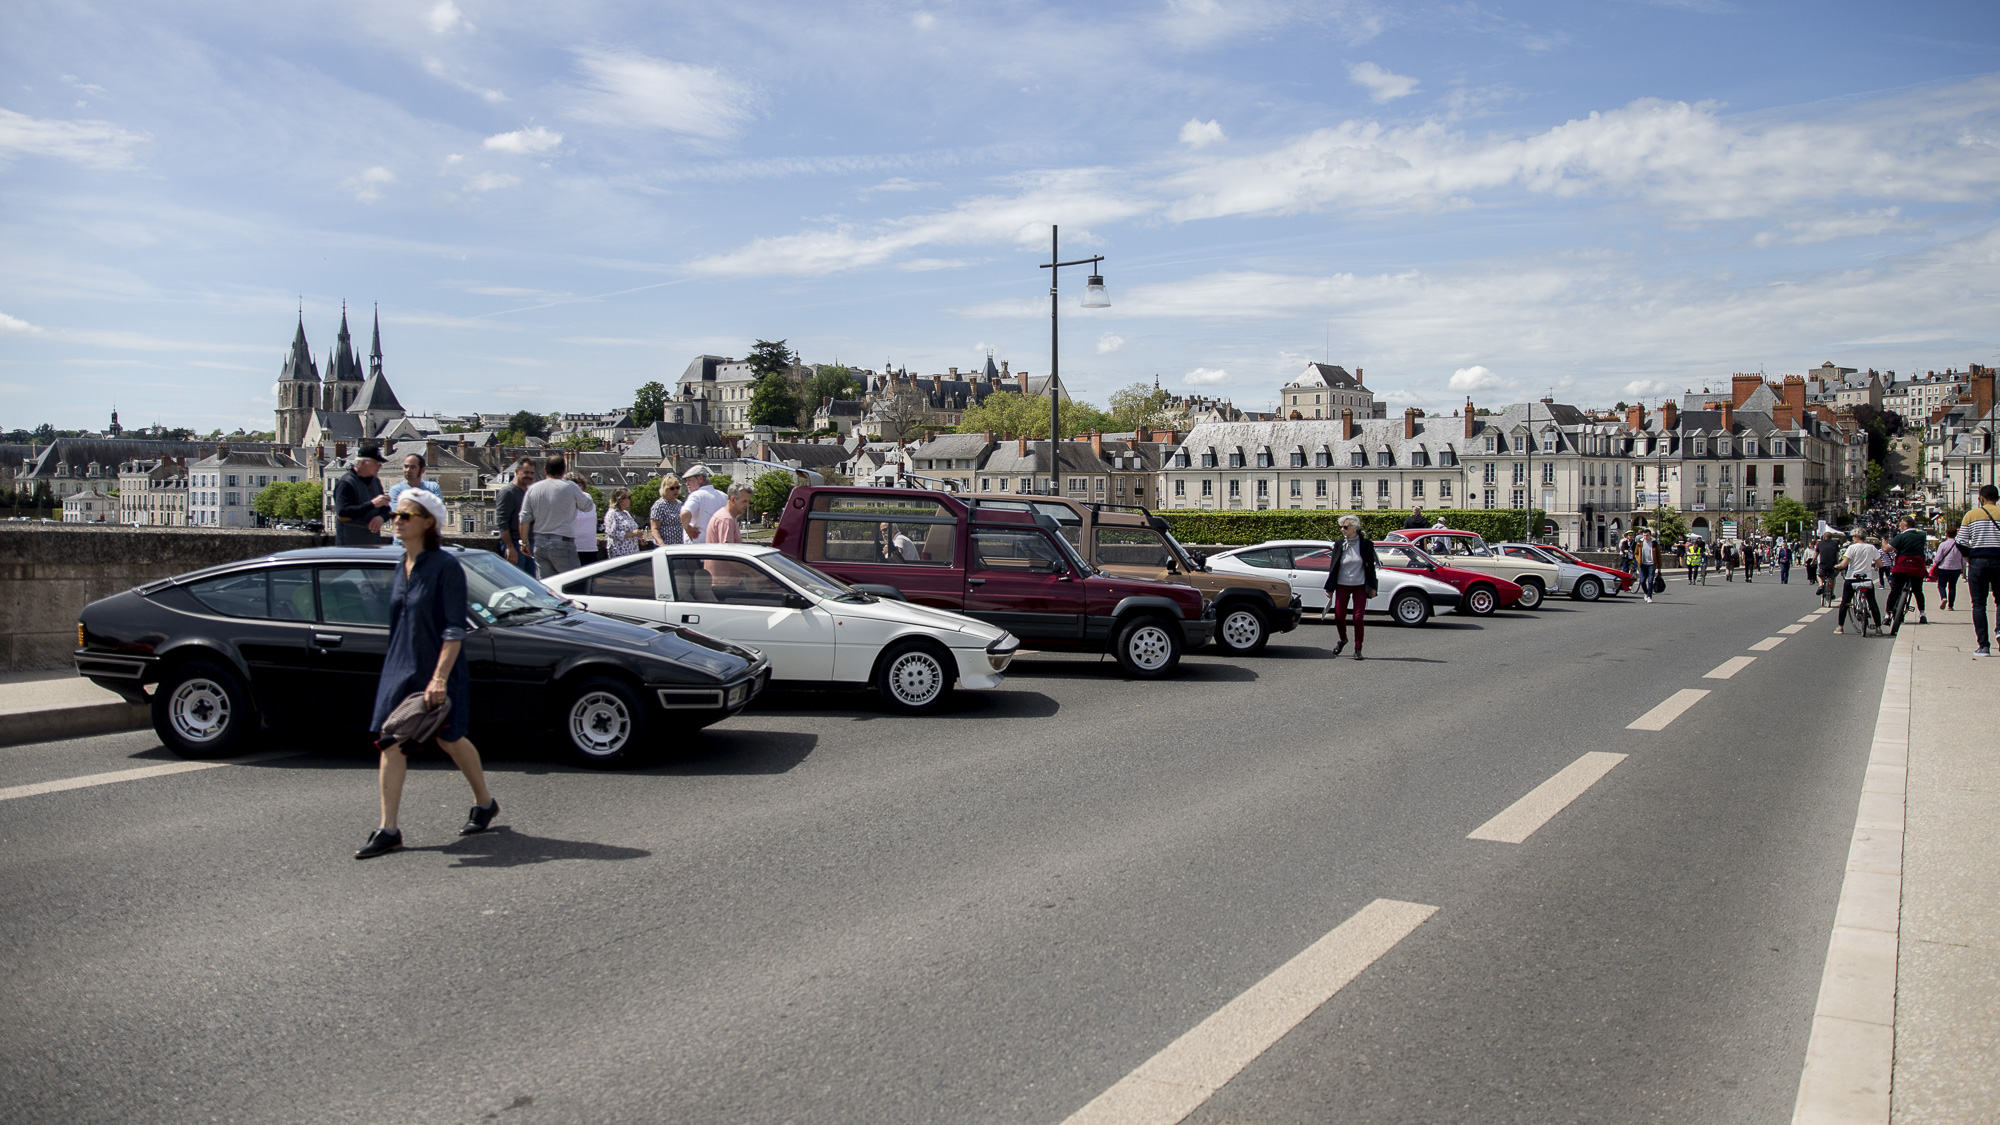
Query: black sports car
[{"left": 73, "top": 546, "right": 770, "bottom": 768}]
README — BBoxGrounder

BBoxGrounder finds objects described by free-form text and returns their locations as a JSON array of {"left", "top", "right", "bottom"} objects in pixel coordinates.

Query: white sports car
[
  {"left": 1205, "top": 540, "right": 1463, "bottom": 626},
  {"left": 543, "top": 544, "right": 1018, "bottom": 712}
]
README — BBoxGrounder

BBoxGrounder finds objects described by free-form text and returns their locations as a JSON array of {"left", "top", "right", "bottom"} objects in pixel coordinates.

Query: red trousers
[{"left": 1329, "top": 584, "right": 1367, "bottom": 646}]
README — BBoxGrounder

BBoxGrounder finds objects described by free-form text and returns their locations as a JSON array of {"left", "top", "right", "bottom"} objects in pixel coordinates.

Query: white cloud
[
  {"left": 0, "top": 312, "right": 43, "bottom": 335},
  {"left": 570, "top": 49, "right": 755, "bottom": 141},
  {"left": 912, "top": 11, "right": 936, "bottom": 30},
  {"left": 1097, "top": 332, "right": 1126, "bottom": 353},
  {"left": 0, "top": 108, "right": 144, "bottom": 169},
  {"left": 1623, "top": 379, "right": 1676, "bottom": 397},
  {"left": 897, "top": 258, "right": 970, "bottom": 271},
  {"left": 465, "top": 171, "right": 519, "bottom": 192},
  {"left": 423, "top": 56, "right": 506, "bottom": 103},
  {"left": 864, "top": 177, "right": 937, "bottom": 194},
  {"left": 1179, "top": 118, "right": 1227, "bottom": 148},
  {"left": 484, "top": 126, "right": 562, "bottom": 155},
  {"left": 428, "top": 1, "right": 469, "bottom": 34},
  {"left": 1752, "top": 207, "right": 1911, "bottom": 247},
  {"left": 341, "top": 165, "right": 396, "bottom": 202},
  {"left": 1448, "top": 365, "right": 1503, "bottom": 391},
  {"left": 1184, "top": 367, "right": 1230, "bottom": 385},
  {"left": 1348, "top": 61, "right": 1419, "bottom": 103}
]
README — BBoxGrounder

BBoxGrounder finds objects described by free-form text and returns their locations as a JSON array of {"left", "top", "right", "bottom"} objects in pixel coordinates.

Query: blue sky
[{"left": 2, "top": 0, "right": 1996, "bottom": 433}]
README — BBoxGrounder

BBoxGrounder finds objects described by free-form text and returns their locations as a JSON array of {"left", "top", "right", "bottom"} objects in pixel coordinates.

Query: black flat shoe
[
  {"left": 354, "top": 827, "right": 403, "bottom": 859},
  {"left": 460, "top": 799, "right": 499, "bottom": 836},
  {"left": 1330, "top": 639, "right": 1346, "bottom": 657},
  {"left": 1353, "top": 649, "right": 1364, "bottom": 660}
]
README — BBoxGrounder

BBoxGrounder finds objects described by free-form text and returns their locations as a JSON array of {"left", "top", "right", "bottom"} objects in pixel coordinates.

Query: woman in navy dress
[{"left": 354, "top": 489, "right": 499, "bottom": 858}]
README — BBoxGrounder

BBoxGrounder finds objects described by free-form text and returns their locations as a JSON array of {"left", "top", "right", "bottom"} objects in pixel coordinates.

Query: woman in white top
[
  {"left": 573, "top": 489, "right": 599, "bottom": 566},
  {"left": 1835, "top": 530, "right": 1882, "bottom": 634}
]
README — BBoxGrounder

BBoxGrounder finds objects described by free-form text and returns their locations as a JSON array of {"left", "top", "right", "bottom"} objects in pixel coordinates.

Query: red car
[
  {"left": 1372, "top": 540, "right": 1525, "bottom": 616},
  {"left": 1537, "top": 544, "right": 1636, "bottom": 594}
]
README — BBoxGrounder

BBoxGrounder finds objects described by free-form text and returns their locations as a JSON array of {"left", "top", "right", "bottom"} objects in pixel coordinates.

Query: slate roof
[
  {"left": 279, "top": 317, "right": 319, "bottom": 383},
  {"left": 1171, "top": 418, "right": 1461, "bottom": 468},
  {"left": 756, "top": 441, "right": 852, "bottom": 469},
  {"left": 1283, "top": 362, "right": 1364, "bottom": 390},
  {"left": 623, "top": 421, "right": 728, "bottom": 463},
  {"left": 678, "top": 355, "right": 731, "bottom": 387},
  {"left": 18, "top": 438, "right": 278, "bottom": 481},
  {"left": 353, "top": 372, "right": 403, "bottom": 413},
  {"left": 329, "top": 306, "right": 364, "bottom": 383}
]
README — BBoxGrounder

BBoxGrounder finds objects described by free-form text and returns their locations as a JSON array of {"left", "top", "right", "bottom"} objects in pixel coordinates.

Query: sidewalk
[{"left": 0, "top": 670, "right": 149, "bottom": 747}]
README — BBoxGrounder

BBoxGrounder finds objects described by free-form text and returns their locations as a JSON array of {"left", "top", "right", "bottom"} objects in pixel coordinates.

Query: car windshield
[
  {"left": 458, "top": 549, "right": 569, "bottom": 623},
  {"left": 1162, "top": 531, "right": 1202, "bottom": 570},
  {"left": 759, "top": 553, "right": 868, "bottom": 601},
  {"left": 1050, "top": 530, "right": 1100, "bottom": 575}
]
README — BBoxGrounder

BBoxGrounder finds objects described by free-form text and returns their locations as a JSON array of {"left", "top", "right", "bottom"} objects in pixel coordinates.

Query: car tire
[
  {"left": 1515, "top": 578, "right": 1546, "bottom": 610},
  {"left": 1462, "top": 584, "right": 1499, "bottom": 616},
  {"left": 1114, "top": 615, "right": 1182, "bottom": 678},
  {"left": 559, "top": 676, "right": 653, "bottom": 769},
  {"left": 1214, "top": 603, "right": 1270, "bottom": 655},
  {"left": 1573, "top": 575, "right": 1604, "bottom": 602},
  {"left": 151, "top": 658, "right": 258, "bottom": 759},
  {"left": 875, "top": 640, "right": 955, "bottom": 713},
  {"left": 1390, "top": 589, "right": 1431, "bottom": 626}
]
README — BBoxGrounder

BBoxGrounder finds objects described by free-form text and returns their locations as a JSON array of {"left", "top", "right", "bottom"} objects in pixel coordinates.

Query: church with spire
[{"left": 274, "top": 303, "right": 407, "bottom": 447}]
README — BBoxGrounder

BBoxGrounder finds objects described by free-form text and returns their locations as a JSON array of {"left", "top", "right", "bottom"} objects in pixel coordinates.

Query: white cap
[
  {"left": 395, "top": 488, "right": 447, "bottom": 527},
  {"left": 683, "top": 463, "right": 712, "bottom": 479}
]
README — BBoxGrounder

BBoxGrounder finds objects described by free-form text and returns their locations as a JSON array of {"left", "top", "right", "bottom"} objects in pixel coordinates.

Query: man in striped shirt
[{"left": 1957, "top": 483, "right": 2000, "bottom": 657}]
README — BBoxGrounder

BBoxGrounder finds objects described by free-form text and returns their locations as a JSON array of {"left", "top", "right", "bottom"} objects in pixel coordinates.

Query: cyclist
[
  {"left": 1885, "top": 515, "right": 1929, "bottom": 631},
  {"left": 1835, "top": 529, "right": 1883, "bottom": 635},
  {"left": 1815, "top": 531, "right": 1843, "bottom": 603}
]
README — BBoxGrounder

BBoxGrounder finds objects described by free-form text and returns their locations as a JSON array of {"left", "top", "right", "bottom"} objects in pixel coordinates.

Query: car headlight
[
  {"left": 726, "top": 683, "right": 747, "bottom": 706},
  {"left": 986, "top": 633, "right": 1020, "bottom": 671}
]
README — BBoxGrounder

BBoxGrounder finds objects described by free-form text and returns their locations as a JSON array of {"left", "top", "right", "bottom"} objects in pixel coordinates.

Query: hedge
[{"left": 1158, "top": 508, "right": 1548, "bottom": 546}]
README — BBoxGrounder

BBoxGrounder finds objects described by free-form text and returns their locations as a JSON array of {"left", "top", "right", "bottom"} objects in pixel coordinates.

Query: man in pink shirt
[{"left": 705, "top": 483, "right": 752, "bottom": 545}]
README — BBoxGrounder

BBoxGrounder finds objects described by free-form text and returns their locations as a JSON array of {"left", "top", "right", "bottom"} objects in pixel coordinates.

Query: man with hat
[
  {"left": 681, "top": 464, "right": 728, "bottom": 544},
  {"left": 333, "top": 443, "right": 391, "bottom": 546}
]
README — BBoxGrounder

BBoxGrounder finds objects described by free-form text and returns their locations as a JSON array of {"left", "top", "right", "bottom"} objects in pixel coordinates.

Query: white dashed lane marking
[
  {"left": 1467, "top": 752, "right": 1628, "bottom": 843},
  {"left": 1705, "top": 656, "right": 1757, "bottom": 680},
  {"left": 1627, "top": 688, "right": 1712, "bottom": 731},
  {"left": 1062, "top": 899, "right": 1438, "bottom": 1125},
  {"left": 0, "top": 751, "right": 297, "bottom": 803},
  {"left": 1779, "top": 624, "right": 1810, "bottom": 635},
  {"left": 1750, "top": 636, "right": 1788, "bottom": 651}
]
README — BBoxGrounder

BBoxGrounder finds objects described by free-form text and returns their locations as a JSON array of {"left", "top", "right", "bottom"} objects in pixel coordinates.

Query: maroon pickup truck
[{"left": 771, "top": 486, "right": 1213, "bottom": 677}]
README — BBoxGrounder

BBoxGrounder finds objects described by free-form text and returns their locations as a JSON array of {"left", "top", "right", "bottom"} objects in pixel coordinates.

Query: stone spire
[
  {"left": 368, "top": 303, "right": 384, "bottom": 380},
  {"left": 330, "top": 302, "right": 362, "bottom": 384},
  {"left": 279, "top": 313, "right": 318, "bottom": 383}
]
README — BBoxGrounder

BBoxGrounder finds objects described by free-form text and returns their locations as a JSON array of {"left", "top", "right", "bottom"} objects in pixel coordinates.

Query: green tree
[
  {"left": 253, "top": 480, "right": 322, "bottom": 522},
  {"left": 1866, "top": 460, "right": 1886, "bottom": 501},
  {"left": 506, "top": 410, "right": 550, "bottom": 440},
  {"left": 1648, "top": 505, "right": 1690, "bottom": 547},
  {"left": 630, "top": 476, "right": 661, "bottom": 515},
  {"left": 708, "top": 474, "right": 732, "bottom": 494},
  {"left": 1106, "top": 382, "right": 1174, "bottom": 432},
  {"left": 747, "top": 339, "right": 792, "bottom": 378},
  {"left": 804, "top": 364, "right": 859, "bottom": 408},
  {"left": 956, "top": 393, "right": 1112, "bottom": 439},
  {"left": 748, "top": 372, "right": 799, "bottom": 427},
  {"left": 556, "top": 431, "right": 603, "bottom": 452},
  {"left": 750, "top": 471, "right": 794, "bottom": 518},
  {"left": 631, "top": 381, "right": 667, "bottom": 426},
  {"left": 1762, "top": 495, "right": 1817, "bottom": 540}
]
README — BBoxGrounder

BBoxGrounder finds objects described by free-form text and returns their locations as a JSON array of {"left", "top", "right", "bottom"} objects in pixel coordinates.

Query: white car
[
  {"left": 543, "top": 544, "right": 1019, "bottom": 712},
  {"left": 1495, "top": 543, "right": 1598, "bottom": 600},
  {"left": 1205, "top": 540, "right": 1463, "bottom": 626}
]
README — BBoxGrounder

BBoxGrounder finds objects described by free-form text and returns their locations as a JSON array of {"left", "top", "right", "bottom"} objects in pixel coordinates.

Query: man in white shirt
[
  {"left": 1835, "top": 530, "right": 1881, "bottom": 634},
  {"left": 681, "top": 465, "right": 727, "bottom": 543},
  {"left": 519, "top": 455, "right": 594, "bottom": 576}
]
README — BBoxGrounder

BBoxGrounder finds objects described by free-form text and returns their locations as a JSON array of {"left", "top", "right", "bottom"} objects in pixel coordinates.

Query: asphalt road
[{"left": 0, "top": 574, "right": 1895, "bottom": 1124}]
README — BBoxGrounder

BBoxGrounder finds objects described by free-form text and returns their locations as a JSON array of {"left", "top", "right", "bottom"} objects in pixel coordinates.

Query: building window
[
  {"left": 1483, "top": 489, "right": 1495, "bottom": 510},
  {"left": 1289, "top": 452, "right": 1305, "bottom": 467},
  {"left": 1256, "top": 451, "right": 1272, "bottom": 468},
  {"left": 1696, "top": 489, "right": 1707, "bottom": 506},
  {"left": 1201, "top": 480, "right": 1213, "bottom": 497},
  {"left": 1020, "top": 478, "right": 1032, "bottom": 493},
  {"left": 1696, "top": 465, "right": 1709, "bottom": 485},
  {"left": 979, "top": 478, "right": 990, "bottom": 491},
  {"left": 997, "top": 478, "right": 1009, "bottom": 492},
  {"left": 1439, "top": 479, "right": 1452, "bottom": 500},
  {"left": 1511, "top": 462, "right": 1525, "bottom": 485},
  {"left": 1228, "top": 480, "right": 1241, "bottom": 498},
  {"left": 1377, "top": 479, "right": 1391, "bottom": 499},
  {"left": 1350, "top": 479, "right": 1364, "bottom": 500},
  {"left": 1746, "top": 490, "right": 1758, "bottom": 508},
  {"left": 1773, "top": 465, "right": 1785, "bottom": 486},
  {"left": 1483, "top": 463, "right": 1497, "bottom": 484},
  {"left": 1315, "top": 479, "right": 1327, "bottom": 497},
  {"left": 1256, "top": 480, "right": 1268, "bottom": 498},
  {"left": 1350, "top": 451, "right": 1366, "bottom": 467},
  {"left": 1745, "top": 465, "right": 1758, "bottom": 487},
  {"left": 1316, "top": 451, "right": 1332, "bottom": 467},
  {"left": 1289, "top": 479, "right": 1302, "bottom": 497},
  {"left": 1175, "top": 453, "right": 1191, "bottom": 468},
  {"left": 1542, "top": 462, "right": 1555, "bottom": 484},
  {"left": 1228, "top": 452, "right": 1245, "bottom": 468},
  {"left": 1693, "top": 439, "right": 1706, "bottom": 455},
  {"left": 1174, "top": 480, "right": 1185, "bottom": 497},
  {"left": 1484, "top": 436, "right": 1496, "bottom": 453},
  {"left": 1511, "top": 488, "right": 1525, "bottom": 509},
  {"left": 1411, "top": 479, "right": 1425, "bottom": 498}
]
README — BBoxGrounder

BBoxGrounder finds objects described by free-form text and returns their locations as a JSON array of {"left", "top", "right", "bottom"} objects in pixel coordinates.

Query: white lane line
[
  {"left": 1627, "top": 688, "right": 1712, "bottom": 731},
  {"left": 1779, "top": 623, "right": 1810, "bottom": 635},
  {"left": 1467, "top": 752, "right": 1628, "bottom": 843},
  {"left": 1705, "top": 656, "right": 1757, "bottom": 680},
  {"left": 1800, "top": 614, "right": 1826, "bottom": 623},
  {"left": 1791, "top": 619, "right": 1913, "bottom": 1124},
  {"left": 1062, "top": 899, "right": 1437, "bottom": 1125},
  {"left": 1750, "top": 636, "right": 1788, "bottom": 651},
  {"left": 0, "top": 750, "right": 297, "bottom": 803}
]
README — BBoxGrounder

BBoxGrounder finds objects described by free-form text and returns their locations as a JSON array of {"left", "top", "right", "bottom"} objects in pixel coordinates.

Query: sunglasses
[{"left": 393, "top": 510, "right": 428, "bottom": 521}]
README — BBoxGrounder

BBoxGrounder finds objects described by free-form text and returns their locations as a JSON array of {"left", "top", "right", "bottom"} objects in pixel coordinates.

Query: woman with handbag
[
  {"left": 355, "top": 489, "right": 499, "bottom": 859},
  {"left": 1933, "top": 527, "right": 1963, "bottom": 611},
  {"left": 1319, "top": 514, "right": 1378, "bottom": 660}
]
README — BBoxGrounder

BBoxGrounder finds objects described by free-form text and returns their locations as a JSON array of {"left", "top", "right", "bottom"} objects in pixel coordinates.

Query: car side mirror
[{"left": 783, "top": 593, "right": 812, "bottom": 611}]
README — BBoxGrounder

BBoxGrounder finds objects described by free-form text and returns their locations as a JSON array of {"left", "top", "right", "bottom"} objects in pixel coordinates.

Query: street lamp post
[{"left": 1039, "top": 225, "right": 1108, "bottom": 497}]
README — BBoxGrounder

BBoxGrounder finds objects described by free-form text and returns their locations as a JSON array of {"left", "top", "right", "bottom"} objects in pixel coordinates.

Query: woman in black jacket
[{"left": 1320, "top": 515, "right": 1379, "bottom": 660}]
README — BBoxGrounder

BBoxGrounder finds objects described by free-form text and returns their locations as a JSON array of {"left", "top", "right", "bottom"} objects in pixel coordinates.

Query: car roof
[{"left": 146, "top": 544, "right": 484, "bottom": 591}]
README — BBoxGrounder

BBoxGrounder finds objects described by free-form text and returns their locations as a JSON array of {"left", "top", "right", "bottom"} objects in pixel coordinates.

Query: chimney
[
  {"left": 1625, "top": 402, "right": 1646, "bottom": 432},
  {"left": 1017, "top": 436, "right": 1028, "bottom": 457},
  {"left": 1731, "top": 373, "right": 1762, "bottom": 407},
  {"left": 425, "top": 439, "right": 438, "bottom": 465},
  {"left": 948, "top": 366, "right": 958, "bottom": 377},
  {"left": 1463, "top": 401, "right": 1476, "bottom": 439},
  {"left": 982, "top": 430, "right": 994, "bottom": 446},
  {"left": 1017, "top": 372, "right": 1029, "bottom": 393},
  {"left": 924, "top": 430, "right": 935, "bottom": 443},
  {"left": 1972, "top": 366, "right": 1996, "bottom": 420},
  {"left": 1781, "top": 374, "right": 1807, "bottom": 417},
  {"left": 456, "top": 439, "right": 468, "bottom": 459},
  {"left": 1660, "top": 400, "right": 1677, "bottom": 431},
  {"left": 1772, "top": 403, "right": 1795, "bottom": 430},
  {"left": 217, "top": 443, "right": 230, "bottom": 459},
  {"left": 1089, "top": 431, "right": 1103, "bottom": 458},
  {"left": 1404, "top": 407, "right": 1418, "bottom": 440},
  {"left": 1718, "top": 403, "right": 1734, "bottom": 434},
  {"left": 1000, "top": 361, "right": 1010, "bottom": 378},
  {"left": 932, "top": 375, "right": 943, "bottom": 396},
  {"left": 1342, "top": 408, "right": 1357, "bottom": 441},
  {"left": 1136, "top": 425, "right": 1150, "bottom": 444},
  {"left": 1355, "top": 367, "right": 1364, "bottom": 385}
]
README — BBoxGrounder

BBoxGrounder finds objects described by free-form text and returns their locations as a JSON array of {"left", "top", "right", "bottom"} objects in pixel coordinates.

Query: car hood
[
  {"left": 826, "top": 596, "right": 1010, "bottom": 642},
  {"left": 509, "top": 608, "right": 760, "bottom": 680}
]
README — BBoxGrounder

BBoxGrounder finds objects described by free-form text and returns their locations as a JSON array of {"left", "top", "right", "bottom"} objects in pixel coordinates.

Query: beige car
[
  {"left": 967, "top": 495, "right": 1304, "bottom": 654},
  {"left": 1385, "top": 529, "right": 1558, "bottom": 610}
]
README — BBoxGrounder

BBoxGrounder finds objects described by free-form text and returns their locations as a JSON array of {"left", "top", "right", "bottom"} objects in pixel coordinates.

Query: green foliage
[
  {"left": 708, "top": 474, "right": 732, "bottom": 494},
  {"left": 805, "top": 365, "right": 859, "bottom": 408},
  {"left": 1938, "top": 504, "right": 1967, "bottom": 533},
  {"left": 579, "top": 483, "right": 604, "bottom": 522},
  {"left": 630, "top": 476, "right": 661, "bottom": 514},
  {"left": 1762, "top": 495, "right": 1817, "bottom": 539},
  {"left": 1157, "top": 509, "right": 1547, "bottom": 546},
  {"left": 750, "top": 471, "right": 794, "bottom": 517},
  {"left": 1107, "top": 383, "right": 1174, "bottom": 432},
  {"left": 955, "top": 393, "right": 1113, "bottom": 439},
  {"left": 252, "top": 480, "right": 322, "bottom": 522},
  {"left": 631, "top": 380, "right": 668, "bottom": 426},
  {"left": 747, "top": 339, "right": 792, "bottom": 378},
  {"left": 748, "top": 372, "right": 799, "bottom": 427},
  {"left": 1646, "top": 505, "right": 1691, "bottom": 546},
  {"left": 506, "top": 410, "right": 550, "bottom": 440},
  {"left": 555, "top": 431, "right": 602, "bottom": 451}
]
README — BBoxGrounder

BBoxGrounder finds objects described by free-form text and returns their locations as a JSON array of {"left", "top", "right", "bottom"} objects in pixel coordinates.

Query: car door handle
[
  {"left": 681, "top": 614, "right": 699, "bottom": 624},
  {"left": 968, "top": 578, "right": 986, "bottom": 586},
  {"left": 314, "top": 634, "right": 343, "bottom": 647}
]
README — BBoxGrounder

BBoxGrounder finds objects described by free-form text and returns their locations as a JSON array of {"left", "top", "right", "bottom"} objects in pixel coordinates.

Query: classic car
[
  {"left": 1204, "top": 540, "right": 1462, "bottom": 626},
  {"left": 1371, "top": 540, "right": 1525, "bottom": 615},
  {"left": 72, "top": 546, "right": 769, "bottom": 768},
  {"left": 1383, "top": 529, "right": 1559, "bottom": 610}
]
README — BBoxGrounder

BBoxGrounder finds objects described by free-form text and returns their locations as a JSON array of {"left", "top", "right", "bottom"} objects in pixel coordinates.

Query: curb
[
  {"left": 1791, "top": 626, "right": 1912, "bottom": 1124},
  {"left": 0, "top": 701, "right": 152, "bottom": 748}
]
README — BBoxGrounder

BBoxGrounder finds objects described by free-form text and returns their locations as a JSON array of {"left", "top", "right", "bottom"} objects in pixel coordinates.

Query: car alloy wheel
[
  {"left": 879, "top": 642, "right": 951, "bottom": 712},
  {"left": 568, "top": 689, "right": 633, "bottom": 758},
  {"left": 1391, "top": 590, "right": 1430, "bottom": 626},
  {"left": 1515, "top": 579, "right": 1545, "bottom": 610},
  {"left": 1116, "top": 616, "right": 1180, "bottom": 678},
  {"left": 151, "top": 659, "right": 257, "bottom": 759},
  {"left": 1465, "top": 585, "right": 1497, "bottom": 616},
  {"left": 1216, "top": 605, "right": 1268, "bottom": 654},
  {"left": 169, "top": 677, "right": 232, "bottom": 744},
  {"left": 1574, "top": 576, "right": 1603, "bottom": 602}
]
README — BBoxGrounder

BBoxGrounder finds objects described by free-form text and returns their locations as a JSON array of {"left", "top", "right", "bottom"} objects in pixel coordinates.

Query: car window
[
  {"left": 317, "top": 566, "right": 397, "bottom": 626},
  {"left": 1292, "top": 548, "right": 1331, "bottom": 571},
  {"left": 969, "top": 529, "right": 1066, "bottom": 574},
  {"left": 806, "top": 494, "right": 956, "bottom": 565},
  {"left": 188, "top": 571, "right": 266, "bottom": 618},
  {"left": 1375, "top": 546, "right": 1419, "bottom": 567},
  {"left": 458, "top": 550, "right": 566, "bottom": 624},
  {"left": 1096, "top": 527, "right": 1174, "bottom": 568},
  {"left": 1230, "top": 548, "right": 1287, "bottom": 570},
  {"left": 588, "top": 558, "right": 656, "bottom": 599},
  {"left": 668, "top": 557, "right": 794, "bottom": 607},
  {"left": 271, "top": 568, "right": 315, "bottom": 621}
]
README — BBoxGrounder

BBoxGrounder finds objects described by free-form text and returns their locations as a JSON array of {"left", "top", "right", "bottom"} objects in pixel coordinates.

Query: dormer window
[
  {"left": 1411, "top": 449, "right": 1430, "bottom": 467},
  {"left": 1228, "top": 450, "right": 1245, "bottom": 468},
  {"left": 1200, "top": 450, "right": 1216, "bottom": 468},
  {"left": 1289, "top": 450, "right": 1305, "bottom": 467},
  {"left": 1718, "top": 438, "right": 1731, "bottom": 456},
  {"left": 1693, "top": 438, "right": 1707, "bottom": 455},
  {"left": 1377, "top": 447, "right": 1395, "bottom": 467},
  {"left": 1743, "top": 439, "right": 1757, "bottom": 457},
  {"left": 1350, "top": 450, "right": 1367, "bottom": 467},
  {"left": 1439, "top": 446, "right": 1458, "bottom": 467},
  {"left": 1255, "top": 449, "right": 1272, "bottom": 468},
  {"left": 1483, "top": 436, "right": 1496, "bottom": 454},
  {"left": 1541, "top": 432, "right": 1557, "bottom": 453},
  {"left": 1315, "top": 450, "right": 1332, "bottom": 467}
]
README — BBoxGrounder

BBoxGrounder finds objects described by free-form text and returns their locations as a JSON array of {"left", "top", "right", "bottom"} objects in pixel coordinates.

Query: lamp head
[{"left": 1080, "top": 273, "right": 1110, "bottom": 308}]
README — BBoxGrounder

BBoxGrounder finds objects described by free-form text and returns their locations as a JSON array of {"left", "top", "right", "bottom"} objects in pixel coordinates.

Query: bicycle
[
  {"left": 1844, "top": 579, "right": 1881, "bottom": 637},
  {"left": 1818, "top": 575, "right": 1836, "bottom": 608}
]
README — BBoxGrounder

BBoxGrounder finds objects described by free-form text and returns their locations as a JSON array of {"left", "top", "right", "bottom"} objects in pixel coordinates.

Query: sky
[{"left": 1, "top": 0, "right": 1996, "bottom": 433}]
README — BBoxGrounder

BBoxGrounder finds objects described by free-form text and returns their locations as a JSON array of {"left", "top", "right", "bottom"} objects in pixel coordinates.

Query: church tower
[
  {"left": 321, "top": 302, "right": 365, "bottom": 413},
  {"left": 368, "top": 304, "right": 384, "bottom": 380},
  {"left": 274, "top": 312, "right": 320, "bottom": 447}
]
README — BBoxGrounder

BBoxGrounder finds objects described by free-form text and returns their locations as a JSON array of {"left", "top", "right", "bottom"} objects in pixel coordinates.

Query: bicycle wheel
[
  {"left": 1887, "top": 585, "right": 1908, "bottom": 634},
  {"left": 1847, "top": 595, "right": 1870, "bottom": 636}
]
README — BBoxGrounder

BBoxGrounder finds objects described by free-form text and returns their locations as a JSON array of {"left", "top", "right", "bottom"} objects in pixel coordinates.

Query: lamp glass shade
[{"left": 1080, "top": 274, "right": 1110, "bottom": 308}]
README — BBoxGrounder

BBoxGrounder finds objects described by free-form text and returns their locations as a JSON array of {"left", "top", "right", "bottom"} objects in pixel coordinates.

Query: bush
[
  {"left": 1158, "top": 508, "right": 1547, "bottom": 546},
  {"left": 629, "top": 476, "right": 661, "bottom": 514},
  {"left": 750, "top": 471, "right": 794, "bottom": 518}
]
